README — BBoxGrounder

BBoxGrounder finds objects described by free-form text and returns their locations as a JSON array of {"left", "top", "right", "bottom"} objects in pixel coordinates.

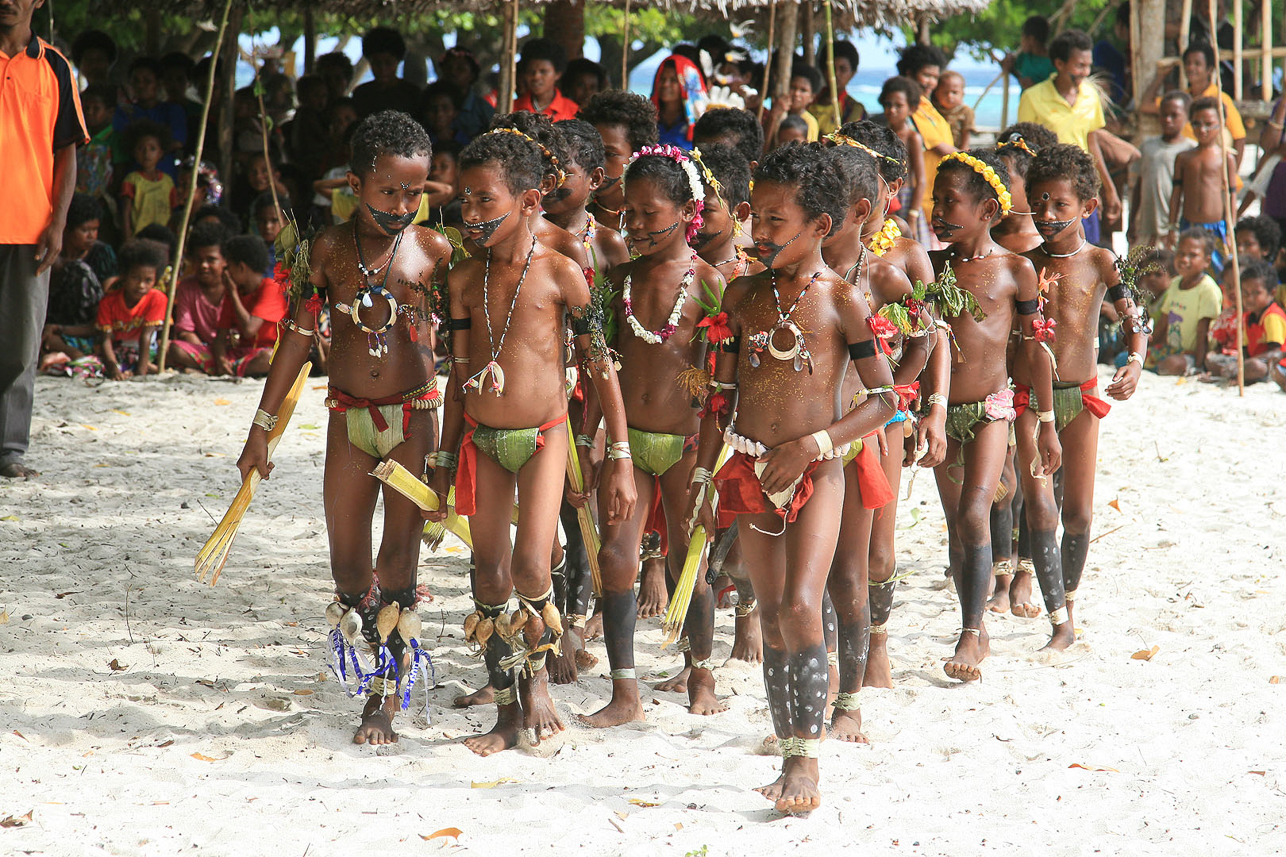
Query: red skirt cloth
[
  {"left": 454, "top": 413, "right": 563, "bottom": 517},
  {"left": 713, "top": 451, "right": 819, "bottom": 529},
  {"left": 1012, "top": 379, "right": 1112, "bottom": 420},
  {"left": 850, "top": 432, "right": 896, "bottom": 510}
]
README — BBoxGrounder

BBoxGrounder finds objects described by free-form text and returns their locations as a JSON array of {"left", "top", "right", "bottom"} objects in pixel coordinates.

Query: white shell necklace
[{"left": 623, "top": 252, "right": 696, "bottom": 345}]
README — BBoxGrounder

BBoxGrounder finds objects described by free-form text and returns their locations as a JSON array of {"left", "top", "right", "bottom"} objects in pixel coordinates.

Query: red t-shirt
[
  {"left": 218, "top": 278, "right": 287, "bottom": 348},
  {"left": 1244, "top": 301, "right": 1286, "bottom": 357},
  {"left": 95, "top": 288, "right": 167, "bottom": 345},
  {"left": 512, "top": 90, "right": 580, "bottom": 122}
]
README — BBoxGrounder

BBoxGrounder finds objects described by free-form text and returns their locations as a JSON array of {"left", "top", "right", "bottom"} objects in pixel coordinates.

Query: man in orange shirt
[
  {"left": 512, "top": 38, "right": 580, "bottom": 122},
  {"left": 0, "top": 0, "right": 88, "bottom": 478}
]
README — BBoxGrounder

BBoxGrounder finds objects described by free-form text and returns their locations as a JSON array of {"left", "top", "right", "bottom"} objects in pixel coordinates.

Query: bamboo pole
[
  {"left": 1232, "top": 0, "right": 1242, "bottom": 100},
  {"left": 157, "top": 0, "right": 234, "bottom": 372},
  {"left": 1177, "top": 0, "right": 1191, "bottom": 90},
  {"left": 758, "top": 0, "right": 777, "bottom": 123},
  {"left": 823, "top": 0, "right": 840, "bottom": 131},
  {"left": 1262, "top": 0, "right": 1272, "bottom": 102},
  {"left": 621, "top": 0, "right": 631, "bottom": 90},
  {"left": 1209, "top": 0, "right": 1243, "bottom": 396},
  {"left": 1000, "top": 71, "right": 1011, "bottom": 130},
  {"left": 303, "top": 6, "right": 316, "bottom": 74},
  {"left": 498, "top": 0, "right": 518, "bottom": 113}
]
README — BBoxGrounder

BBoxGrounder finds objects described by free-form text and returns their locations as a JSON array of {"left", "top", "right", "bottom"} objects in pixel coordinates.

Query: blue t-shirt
[{"left": 657, "top": 120, "right": 693, "bottom": 151}]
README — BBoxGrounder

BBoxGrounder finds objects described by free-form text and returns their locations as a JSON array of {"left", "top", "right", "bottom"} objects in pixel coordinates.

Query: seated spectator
[
  {"left": 775, "top": 114, "right": 809, "bottom": 147},
  {"left": 421, "top": 81, "right": 469, "bottom": 146},
  {"left": 167, "top": 221, "right": 229, "bottom": 373},
  {"left": 42, "top": 195, "right": 111, "bottom": 364},
  {"left": 351, "top": 26, "right": 421, "bottom": 118},
  {"left": 172, "top": 158, "right": 224, "bottom": 232},
  {"left": 513, "top": 38, "right": 579, "bottom": 120},
  {"left": 809, "top": 39, "right": 865, "bottom": 138},
  {"left": 1234, "top": 215, "right": 1285, "bottom": 305},
  {"left": 95, "top": 239, "right": 170, "bottom": 381},
  {"left": 428, "top": 140, "right": 462, "bottom": 226},
  {"left": 112, "top": 57, "right": 187, "bottom": 177},
  {"left": 1151, "top": 228, "right": 1221, "bottom": 375},
  {"left": 213, "top": 235, "right": 286, "bottom": 378},
  {"left": 316, "top": 51, "right": 354, "bottom": 104},
  {"left": 562, "top": 58, "right": 607, "bottom": 108},
  {"left": 933, "top": 70, "right": 974, "bottom": 150},
  {"left": 1204, "top": 260, "right": 1285, "bottom": 384},
  {"left": 253, "top": 193, "right": 288, "bottom": 276},
  {"left": 76, "top": 84, "right": 117, "bottom": 207},
  {"left": 437, "top": 46, "right": 494, "bottom": 140},
  {"left": 136, "top": 223, "right": 177, "bottom": 267},
  {"left": 651, "top": 54, "right": 708, "bottom": 150},
  {"left": 119, "top": 119, "right": 179, "bottom": 237},
  {"left": 192, "top": 203, "right": 241, "bottom": 236},
  {"left": 231, "top": 148, "right": 288, "bottom": 229}
]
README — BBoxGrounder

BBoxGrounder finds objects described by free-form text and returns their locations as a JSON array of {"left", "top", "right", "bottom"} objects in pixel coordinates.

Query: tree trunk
[
  {"left": 1135, "top": 0, "right": 1165, "bottom": 143},
  {"left": 546, "top": 0, "right": 586, "bottom": 61},
  {"left": 802, "top": 3, "right": 815, "bottom": 65},
  {"left": 773, "top": 0, "right": 798, "bottom": 107},
  {"left": 219, "top": 5, "right": 242, "bottom": 199}
]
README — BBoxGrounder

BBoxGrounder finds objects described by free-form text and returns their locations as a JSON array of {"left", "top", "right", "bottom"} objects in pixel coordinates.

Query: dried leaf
[
  {"left": 1270, "top": 676, "right": 1281, "bottom": 684},
  {"left": 298, "top": 424, "right": 320, "bottom": 430},
  {"left": 470, "top": 778, "right": 517, "bottom": 789},
  {"left": 113, "top": 409, "right": 132, "bottom": 416},
  {"left": 108, "top": 659, "right": 127, "bottom": 671},
  {"left": 614, "top": 811, "right": 629, "bottom": 821},
  {"left": 0, "top": 515, "right": 17, "bottom": 522},
  {"left": 627, "top": 798, "right": 660, "bottom": 807},
  {"left": 1249, "top": 770, "right": 1266, "bottom": 776},
  {"left": 1131, "top": 646, "right": 1159, "bottom": 661},
  {"left": 1068, "top": 763, "right": 1119, "bottom": 772},
  {"left": 196, "top": 679, "right": 216, "bottom": 688},
  {"left": 11, "top": 731, "right": 25, "bottom": 740},
  {"left": 157, "top": 740, "right": 174, "bottom": 748},
  {"left": 674, "top": 822, "right": 683, "bottom": 831},
  {"left": 421, "top": 828, "right": 462, "bottom": 841},
  {"left": 292, "top": 689, "right": 314, "bottom": 696},
  {"left": 0, "top": 609, "right": 8, "bottom": 625},
  {"left": 213, "top": 398, "right": 231, "bottom": 406},
  {"left": 190, "top": 752, "right": 224, "bottom": 762},
  {"left": 1108, "top": 498, "right": 1121, "bottom": 512},
  {"left": 0, "top": 810, "right": 32, "bottom": 828}
]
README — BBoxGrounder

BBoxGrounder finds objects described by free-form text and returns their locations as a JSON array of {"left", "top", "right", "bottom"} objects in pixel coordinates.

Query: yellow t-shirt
[
  {"left": 1158, "top": 273, "right": 1221, "bottom": 353},
  {"left": 1017, "top": 78, "right": 1106, "bottom": 152},
  {"left": 912, "top": 97, "right": 954, "bottom": 215}
]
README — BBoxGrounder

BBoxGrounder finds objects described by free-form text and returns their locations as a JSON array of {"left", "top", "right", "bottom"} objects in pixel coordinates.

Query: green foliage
[{"left": 903, "top": 0, "right": 1117, "bottom": 62}]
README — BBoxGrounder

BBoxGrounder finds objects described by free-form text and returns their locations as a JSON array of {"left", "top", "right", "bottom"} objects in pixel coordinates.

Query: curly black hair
[
  {"left": 1239, "top": 258, "right": 1279, "bottom": 291},
  {"left": 193, "top": 204, "right": 241, "bottom": 237},
  {"left": 137, "top": 223, "right": 177, "bottom": 256},
  {"left": 127, "top": 56, "right": 164, "bottom": 79},
  {"left": 459, "top": 129, "right": 544, "bottom": 195},
  {"left": 879, "top": 76, "right": 922, "bottom": 109},
  {"left": 1177, "top": 227, "right": 1215, "bottom": 256},
  {"left": 71, "top": 29, "right": 117, "bottom": 66},
  {"left": 491, "top": 111, "right": 570, "bottom": 188},
  {"left": 696, "top": 143, "right": 751, "bottom": 209},
  {"left": 555, "top": 118, "right": 605, "bottom": 173},
  {"left": 66, "top": 194, "right": 102, "bottom": 231},
  {"left": 693, "top": 107, "right": 764, "bottom": 168},
  {"left": 577, "top": 90, "right": 659, "bottom": 154},
  {"left": 1235, "top": 215, "right": 1283, "bottom": 262},
  {"left": 896, "top": 44, "right": 946, "bottom": 79},
  {"left": 1049, "top": 29, "right": 1093, "bottom": 64},
  {"left": 362, "top": 26, "right": 407, "bottom": 61},
  {"left": 123, "top": 118, "right": 171, "bottom": 155},
  {"left": 625, "top": 151, "right": 697, "bottom": 207},
  {"left": 519, "top": 37, "right": 567, "bottom": 75},
  {"left": 187, "top": 220, "right": 230, "bottom": 254},
  {"left": 840, "top": 119, "right": 907, "bottom": 183},
  {"left": 349, "top": 110, "right": 433, "bottom": 177},
  {"left": 995, "top": 122, "right": 1059, "bottom": 178},
  {"left": 826, "top": 144, "right": 879, "bottom": 211},
  {"left": 117, "top": 238, "right": 168, "bottom": 276},
  {"left": 791, "top": 63, "right": 823, "bottom": 94},
  {"left": 754, "top": 142, "right": 847, "bottom": 237},
  {"left": 1190, "top": 95, "right": 1221, "bottom": 121},
  {"left": 222, "top": 234, "right": 270, "bottom": 274},
  {"left": 935, "top": 147, "right": 1013, "bottom": 212},
  {"left": 1026, "top": 142, "right": 1099, "bottom": 202}
]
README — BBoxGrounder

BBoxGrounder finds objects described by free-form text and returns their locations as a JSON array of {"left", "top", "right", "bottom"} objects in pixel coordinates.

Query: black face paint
[
  {"left": 690, "top": 229, "right": 718, "bottom": 250},
  {"left": 646, "top": 221, "right": 681, "bottom": 247},
  {"left": 755, "top": 230, "right": 802, "bottom": 268},
  {"left": 366, "top": 203, "right": 416, "bottom": 235},
  {"left": 1035, "top": 217, "right": 1077, "bottom": 237},
  {"left": 467, "top": 210, "right": 510, "bottom": 246},
  {"left": 597, "top": 174, "right": 621, "bottom": 194},
  {"left": 932, "top": 218, "right": 964, "bottom": 239},
  {"left": 546, "top": 184, "right": 573, "bottom": 204}
]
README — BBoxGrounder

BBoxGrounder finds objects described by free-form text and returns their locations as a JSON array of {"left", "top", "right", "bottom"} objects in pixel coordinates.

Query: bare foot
[
  {"left": 548, "top": 626, "right": 582, "bottom": 685},
  {"left": 578, "top": 683, "right": 646, "bottom": 728},
  {"left": 575, "top": 647, "right": 598, "bottom": 670},
  {"left": 583, "top": 611, "right": 603, "bottom": 641},
  {"left": 453, "top": 682, "right": 494, "bottom": 707},
  {"left": 730, "top": 610, "right": 763, "bottom": 663},
  {"left": 713, "top": 575, "right": 734, "bottom": 609},
  {"left": 463, "top": 701, "right": 521, "bottom": 756},
  {"left": 686, "top": 667, "right": 728, "bottom": 715},
  {"left": 353, "top": 692, "right": 398, "bottom": 745},
  {"left": 987, "top": 572, "right": 1013, "bottom": 613},
  {"left": 830, "top": 708, "right": 868, "bottom": 744},
  {"left": 654, "top": 664, "right": 689, "bottom": 693},
  {"left": 1041, "top": 617, "right": 1076, "bottom": 651},
  {"left": 943, "top": 627, "right": 990, "bottom": 682},
  {"left": 518, "top": 670, "right": 565, "bottom": 744},
  {"left": 637, "top": 558, "right": 669, "bottom": 619},
  {"left": 753, "top": 774, "right": 786, "bottom": 803},
  {"left": 774, "top": 757, "right": 822, "bottom": 816},
  {"left": 1009, "top": 570, "right": 1041, "bottom": 619},
  {"left": 863, "top": 633, "right": 892, "bottom": 689}
]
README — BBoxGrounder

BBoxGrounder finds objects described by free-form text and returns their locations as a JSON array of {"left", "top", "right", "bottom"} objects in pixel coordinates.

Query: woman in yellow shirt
[{"left": 898, "top": 45, "right": 956, "bottom": 247}]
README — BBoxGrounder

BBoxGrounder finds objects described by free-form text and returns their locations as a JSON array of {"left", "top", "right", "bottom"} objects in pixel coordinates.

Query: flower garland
[
  {"left": 867, "top": 218, "right": 900, "bottom": 256},
  {"left": 625, "top": 144, "right": 705, "bottom": 243},
  {"left": 940, "top": 152, "right": 1013, "bottom": 217},
  {"left": 623, "top": 253, "right": 696, "bottom": 344}
]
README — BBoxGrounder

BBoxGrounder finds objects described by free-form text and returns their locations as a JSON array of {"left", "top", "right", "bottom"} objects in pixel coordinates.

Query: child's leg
[
  {"left": 932, "top": 440, "right": 965, "bottom": 585},
  {"left": 580, "top": 467, "right": 654, "bottom": 728},
  {"left": 988, "top": 443, "right": 1017, "bottom": 612},
  {"left": 864, "top": 424, "right": 904, "bottom": 689},
  {"left": 724, "top": 536, "right": 763, "bottom": 663},
  {"left": 828, "top": 461, "right": 874, "bottom": 742},
  {"left": 940, "top": 422, "right": 1008, "bottom": 681},
  {"left": 1014, "top": 410, "right": 1071, "bottom": 650},
  {"left": 659, "top": 456, "right": 727, "bottom": 716},
  {"left": 1057, "top": 410, "right": 1101, "bottom": 635}
]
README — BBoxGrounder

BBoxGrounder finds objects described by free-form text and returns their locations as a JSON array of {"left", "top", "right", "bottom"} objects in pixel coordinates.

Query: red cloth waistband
[
  {"left": 713, "top": 451, "right": 818, "bottom": 529},
  {"left": 849, "top": 432, "right": 896, "bottom": 510},
  {"left": 1013, "top": 379, "right": 1110, "bottom": 421},
  {"left": 327, "top": 384, "right": 440, "bottom": 434}
]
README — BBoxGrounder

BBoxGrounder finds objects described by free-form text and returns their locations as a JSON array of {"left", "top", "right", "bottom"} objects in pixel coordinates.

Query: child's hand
[
  {"left": 422, "top": 465, "right": 452, "bottom": 522},
  {"left": 684, "top": 481, "right": 715, "bottom": 540},
  {"left": 602, "top": 457, "right": 637, "bottom": 524},
  {"left": 108, "top": 366, "right": 127, "bottom": 381},
  {"left": 566, "top": 445, "right": 597, "bottom": 507},
  {"left": 757, "top": 437, "right": 813, "bottom": 496},
  {"left": 1105, "top": 360, "right": 1143, "bottom": 400},
  {"left": 913, "top": 410, "right": 948, "bottom": 468},
  {"left": 1035, "top": 421, "right": 1062, "bottom": 477},
  {"left": 236, "top": 430, "right": 273, "bottom": 482},
  {"left": 216, "top": 358, "right": 235, "bottom": 376}
]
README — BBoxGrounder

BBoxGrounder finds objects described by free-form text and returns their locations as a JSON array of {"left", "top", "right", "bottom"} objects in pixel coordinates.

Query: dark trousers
[{"left": 0, "top": 245, "right": 51, "bottom": 462}]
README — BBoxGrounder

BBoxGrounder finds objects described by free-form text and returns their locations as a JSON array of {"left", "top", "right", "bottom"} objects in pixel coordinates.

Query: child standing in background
[
  {"left": 878, "top": 77, "right": 925, "bottom": 231},
  {"left": 1003, "top": 16, "right": 1056, "bottom": 90},
  {"left": 1169, "top": 97, "right": 1237, "bottom": 271},
  {"left": 1129, "top": 91, "right": 1194, "bottom": 249},
  {"left": 119, "top": 120, "right": 179, "bottom": 237}
]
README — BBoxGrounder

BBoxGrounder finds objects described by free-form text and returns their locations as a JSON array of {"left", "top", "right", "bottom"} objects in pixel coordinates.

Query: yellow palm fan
[
  {"left": 564, "top": 415, "right": 603, "bottom": 595},
  {"left": 370, "top": 460, "right": 474, "bottom": 548},
  {"left": 661, "top": 444, "right": 731, "bottom": 645}
]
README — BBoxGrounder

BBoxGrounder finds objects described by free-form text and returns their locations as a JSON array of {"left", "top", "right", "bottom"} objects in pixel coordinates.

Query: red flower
[
  {"left": 697, "top": 311, "right": 733, "bottom": 344},
  {"left": 904, "top": 298, "right": 925, "bottom": 318},
  {"left": 868, "top": 315, "right": 898, "bottom": 339},
  {"left": 1032, "top": 317, "right": 1057, "bottom": 343},
  {"left": 700, "top": 391, "right": 730, "bottom": 419},
  {"left": 893, "top": 382, "right": 920, "bottom": 411},
  {"left": 304, "top": 293, "right": 324, "bottom": 316},
  {"left": 582, "top": 266, "right": 595, "bottom": 287},
  {"left": 273, "top": 262, "right": 292, "bottom": 293}
]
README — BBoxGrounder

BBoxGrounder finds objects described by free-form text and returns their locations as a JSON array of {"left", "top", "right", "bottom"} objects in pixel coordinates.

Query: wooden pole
[
  {"left": 621, "top": 0, "right": 631, "bottom": 90},
  {"left": 1177, "top": 0, "right": 1191, "bottom": 90},
  {"left": 303, "top": 6, "right": 316, "bottom": 74},
  {"left": 1136, "top": 0, "right": 1165, "bottom": 144},
  {"left": 772, "top": 0, "right": 797, "bottom": 108},
  {"left": 802, "top": 3, "right": 815, "bottom": 66},
  {"left": 1262, "top": 0, "right": 1272, "bottom": 102},
  {"left": 497, "top": 0, "right": 518, "bottom": 113},
  {"left": 1209, "top": 0, "right": 1243, "bottom": 396},
  {"left": 218, "top": 5, "right": 241, "bottom": 206},
  {"left": 758, "top": 0, "right": 777, "bottom": 123},
  {"left": 823, "top": 0, "right": 840, "bottom": 130},
  {"left": 158, "top": 0, "right": 235, "bottom": 372},
  {"left": 1232, "top": 0, "right": 1242, "bottom": 100},
  {"left": 1000, "top": 72, "right": 1011, "bottom": 130}
]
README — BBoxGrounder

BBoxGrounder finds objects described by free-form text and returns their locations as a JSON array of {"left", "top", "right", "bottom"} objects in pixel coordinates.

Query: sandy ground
[{"left": 1, "top": 367, "right": 1283, "bottom": 856}]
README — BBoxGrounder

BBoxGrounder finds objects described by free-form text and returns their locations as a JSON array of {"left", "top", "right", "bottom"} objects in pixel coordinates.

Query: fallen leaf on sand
[
  {"left": 0, "top": 811, "right": 32, "bottom": 828},
  {"left": 81, "top": 425, "right": 97, "bottom": 431},
  {"left": 108, "top": 659, "right": 127, "bottom": 671},
  {"left": 0, "top": 609, "right": 8, "bottom": 624},
  {"left": 421, "top": 828, "right": 462, "bottom": 842},
  {"left": 614, "top": 811, "right": 629, "bottom": 821},
  {"left": 674, "top": 823, "right": 683, "bottom": 831},
  {"left": 0, "top": 515, "right": 17, "bottom": 522},
  {"left": 1108, "top": 499, "right": 1121, "bottom": 512},
  {"left": 190, "top": 752, "right": 227, "bottom": 762},
  {"left": 12, "top": 731, "right": 25, "bottom": 740},
  {"left": 1249, "top": 771, "right": 1266, "bottom": 776},
  {"left": 1131, "top": 646, "right": 1159, "bottom": 661},
  {"left": 213, "top": 398, "right": 231, "bottom": 406},
  {"left": 157, "top": 740, "right": 173, "bottom": 748},
  {"left": 628, "top": 798, "right": 660, "bottom": 807},
  {"left": 1069, "top": 763, "right": 1119, "bottom": 772},
  {"left": 113, "top": 409, "right": 131, "bottom": 416},
  {"left": 1270, "top": 676, "right": 1281, "bottom": 684},
  {"left": 470, "top": 778, "right": 517, "bottom": 789},
  {"left": 292, "top": 689, "right": 313, "bottom": 695},
  {"left": 298, "top": 424, "right": 320, "bottom": 430}
]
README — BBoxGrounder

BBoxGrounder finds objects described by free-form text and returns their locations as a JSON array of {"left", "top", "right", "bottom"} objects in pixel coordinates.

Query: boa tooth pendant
[
  {"left": 367, "top": 331, "right": 390, "bottom": 358},
  {"left": 464, "top": 360, "right": 505, "bottom": 396}
]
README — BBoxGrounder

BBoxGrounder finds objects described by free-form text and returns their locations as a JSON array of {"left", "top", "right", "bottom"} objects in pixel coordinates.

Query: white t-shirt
[{"left": 1135, "top": 135, "right": 1195, "bottom": 240}]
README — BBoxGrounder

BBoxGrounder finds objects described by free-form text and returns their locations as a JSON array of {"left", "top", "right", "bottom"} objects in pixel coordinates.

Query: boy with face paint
[
  {"left": 236, "top": 112, "right": 453, "bottom": 748},
  {"left": 546, "top": 119, "right": 630, "bottom": 274},
  {"left": 927, "top": 148, "right": 1058, "bottom": 682},
  {"left": 576, "top": 91, "right": 660, "bottom": 234},
  {"left": 572, "top": 145, "right": 727, "bottom": 727},
  {"left": 427, "top": 128, "right": 637, "bottom": 757},
  {"left": 992, "top": 123, "right": 1059, "bottom": 255},
  {"left": 1016, "top": 143, "right": 1147, "bottom": 651},
  {"left": 688, "top": 143, "right": 897, "bottom": 815},
  {"left": 820, "top": 141, "right": 936, "bottom": 739}
]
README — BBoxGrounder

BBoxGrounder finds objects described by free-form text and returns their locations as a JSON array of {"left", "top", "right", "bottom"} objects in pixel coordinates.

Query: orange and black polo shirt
[{"left": 0, "top": 32, "right": 88, "bottom": 245}]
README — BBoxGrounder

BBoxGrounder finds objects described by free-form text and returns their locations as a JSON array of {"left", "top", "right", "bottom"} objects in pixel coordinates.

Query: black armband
[
  {"left": 571, "top": 314, "right": 596, "bottom": 336},
  {"left": 848, "top": 339, "right": 877, "bottom": 361},
  {"left": 1105, "top": 284, "right": 1129, "bottom": 303},
  {"left": 718, "top": 336, "right": 742, "bottom": 353},
  {"left": 1015, "top": 298, "right": 1039, "bottom": 315},
  {"left": 447, "top": 316, "right": 471, "bottom": 331}
]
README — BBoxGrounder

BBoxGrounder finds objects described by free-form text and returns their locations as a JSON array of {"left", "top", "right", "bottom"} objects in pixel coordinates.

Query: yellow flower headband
[
  {"left": 997, "top": 135, "right": 1036, "bottom": 157},
  {"left": 689, "top": 146, "right": 723, "bottom": 199},
  {"left": 826, "top": 132, "right": 902, "bottom": 166},
  {"left": 940, "top": 152, "right": 1013, "bottom": 217},
  {"left": 483, "top": 126, "right": 567, "bottom": 188}
]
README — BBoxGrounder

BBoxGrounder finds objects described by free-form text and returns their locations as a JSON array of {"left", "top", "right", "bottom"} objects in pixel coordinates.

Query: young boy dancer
[
  {"left": 427, "top": 127, "right": 637, "bottom": 756},
  {"left": 547, "top": 118, "right": 631, "bottom": 274},
  {"left": 689, "top": 143, "right": 897, "bottom": 814},
  {"left": 237, "top": 111, "right": 452, "bottom": 746},
  {"left": 575, "top": 91, "right": 660, "bottom": 234},
  {"left": 577, "top": 144, "right": 727, "bottom": 726},
  {"left": 1016, "top": 143, "right": 1147, "bottom": 649},
  {"left": 928, "top": 149, "right": 1058, "bottom": 681}
]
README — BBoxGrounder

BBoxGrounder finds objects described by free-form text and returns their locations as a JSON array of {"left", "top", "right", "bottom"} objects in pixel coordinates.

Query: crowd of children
[{"left": 37, "top": 18, "right": 1286, "bottom": 820}]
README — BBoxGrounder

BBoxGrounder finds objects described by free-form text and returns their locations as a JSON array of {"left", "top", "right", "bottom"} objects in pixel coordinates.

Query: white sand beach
[{"left": 1, "top": 367, "right": 1283, "bottom": 856}]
